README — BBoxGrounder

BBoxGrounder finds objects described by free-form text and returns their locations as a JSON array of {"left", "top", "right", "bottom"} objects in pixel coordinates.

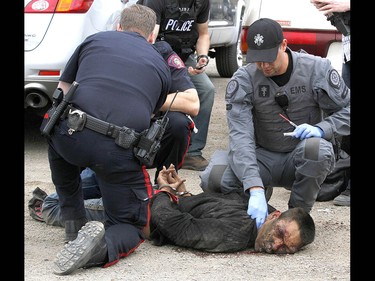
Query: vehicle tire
[{"left": 215, "top": 40, "right": 242, "bottom": 78}]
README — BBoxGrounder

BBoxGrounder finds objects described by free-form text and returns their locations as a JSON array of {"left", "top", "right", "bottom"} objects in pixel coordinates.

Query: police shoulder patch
[
  {"left": 167, "top": 54, "right": 185, "bottom": 69},
  {"left": 225, "top": 80, "right": 239, "bottom": 99},
  {"left": 328, "top": 69, "right": 341, "bottom": 89}
]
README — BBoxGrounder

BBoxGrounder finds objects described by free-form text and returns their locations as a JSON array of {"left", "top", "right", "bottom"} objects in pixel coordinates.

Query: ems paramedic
[{"left": 221, "top": 18, "right": 350, "bottom": 229}]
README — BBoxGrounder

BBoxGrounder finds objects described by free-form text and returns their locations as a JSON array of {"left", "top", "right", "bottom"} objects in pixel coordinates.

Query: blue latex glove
[
  {"left": 294, "top": 123, "right": 324, "bottom": 140},
  {"left": 247, "top": 189, "right": 268, "bottom": 229}
]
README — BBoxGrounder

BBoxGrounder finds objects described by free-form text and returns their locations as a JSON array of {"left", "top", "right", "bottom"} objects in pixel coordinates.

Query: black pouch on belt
[
  {"left": 115, "top": 128, "right": 140, "bottom": 149},
  {"left": 67, "top": 109, "right": 87, "bottom": 133}
]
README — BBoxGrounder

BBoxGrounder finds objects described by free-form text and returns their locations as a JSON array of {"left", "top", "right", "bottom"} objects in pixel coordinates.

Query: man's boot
[
  {"left": 53, "top": 221, "right": 107, "bottom": 275},
  {"left": 64, "top": 217, "right": 88, "bottom": 242}
]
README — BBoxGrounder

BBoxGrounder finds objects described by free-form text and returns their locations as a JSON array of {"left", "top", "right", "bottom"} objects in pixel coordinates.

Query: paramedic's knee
[
  {"left": 295, "top": 138, "right": 335, "bottom": 177},
  {"left": 200, "top": 150, "right": 229, "bottom": 192}
]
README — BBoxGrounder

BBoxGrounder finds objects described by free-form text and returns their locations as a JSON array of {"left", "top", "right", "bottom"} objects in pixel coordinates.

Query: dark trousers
[
  {"left": 151, "top": 111, "right": 193, "bottom": 183},
  {"left": 47, "top": 119, "right": 151, "bottom": 264}
]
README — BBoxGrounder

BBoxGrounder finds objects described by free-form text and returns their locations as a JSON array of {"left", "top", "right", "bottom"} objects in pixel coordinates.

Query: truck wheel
[{"left": 215, "top": 41, "right": 243, "bottom": 78}]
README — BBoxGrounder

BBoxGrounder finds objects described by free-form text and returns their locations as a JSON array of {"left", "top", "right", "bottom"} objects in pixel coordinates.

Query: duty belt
[{"left": 66, "top": 107, "right": 140, "bottom": 149}]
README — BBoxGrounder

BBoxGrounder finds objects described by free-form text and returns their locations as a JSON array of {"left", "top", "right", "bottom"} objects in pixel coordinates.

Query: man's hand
[
  {"left": 157, "top": 166, "right": 171, "bottom": 186},
  {"left": 247, "top": 189, "right": 268, "bottom": 229},
  {"left": 310, "top": 0, "right": 350, "bottom": 15},
  {"left": 188, "top": 66, "right": 206, "bottom": 75},
  {"left": 187, "top": 54, "right": 210, "bottom": 75},
  {"left": 294, "top": 123, "right": 324, "bottom": 140},
  {"left": 157, "top": 164, "right": 186, "bottom": 190}
]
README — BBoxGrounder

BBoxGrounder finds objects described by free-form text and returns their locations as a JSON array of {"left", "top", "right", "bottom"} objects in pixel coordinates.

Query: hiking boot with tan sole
[{"left": 182, "top": 155, "right": 209, "bottom": 171}]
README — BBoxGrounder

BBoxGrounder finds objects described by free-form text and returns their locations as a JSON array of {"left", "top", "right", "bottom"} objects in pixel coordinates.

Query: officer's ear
[
  {"left": 116, "top": 23, "right": 122, "bottom": 31},
  {"left": 147, "top": 31, "right": 156, "bottom": 44}
]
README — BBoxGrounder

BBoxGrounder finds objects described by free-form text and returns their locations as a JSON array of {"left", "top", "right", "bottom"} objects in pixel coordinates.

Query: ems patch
[
  {"left": 225, "top": 80, "right": 239, "bottom": 99},
  {"left": 167, "top": 54, "right": 185, "bottom": 69},
  {"left": 328, "top": 69, "right": 341, "bottom": 89},
  {"left": 258, "top": 85, "right": 270, "bottom": 97}
]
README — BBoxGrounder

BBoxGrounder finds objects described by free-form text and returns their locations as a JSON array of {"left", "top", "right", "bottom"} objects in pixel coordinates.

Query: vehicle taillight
[
  {"left": 283, "top": 29, "right": 341, "bottom": 58},
  {"left": 24, "top": 0, "right": 94, "bottom": 13},
  {"left": 240, "top": 26, "right": 249, "bottom": 54},
  {"left": 39, "top": 70, "right": 61, "bottom": 76}
]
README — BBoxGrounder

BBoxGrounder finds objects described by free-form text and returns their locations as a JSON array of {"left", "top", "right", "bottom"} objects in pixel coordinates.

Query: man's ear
[
  {"left": 116, "top": 23, "right": 122, "bottom": 31},
  {"left": 266, "top": 210, "right": 281, "bottom": 221},
  {"left": 147, "top": 31, "right": 156, "bottom": 44}
]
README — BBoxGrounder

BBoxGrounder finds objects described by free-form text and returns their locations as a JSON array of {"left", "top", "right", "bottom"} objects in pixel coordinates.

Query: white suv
[
  {"left": 24, "top": 0, "right": 127, "bottom": 116},
  {"left": 239, "top": 0, "right": 343, "bottom": 73},
  {"left": 24, "top": 0, "right": 246, "bottom": 116},
  {"left": 208, "top": 0, "right": 247, "bottom": 77}
]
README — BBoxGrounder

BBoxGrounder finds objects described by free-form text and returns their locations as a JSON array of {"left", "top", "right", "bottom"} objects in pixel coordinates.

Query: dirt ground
[{"left": 24, "top": 61, "right": 350, "bottom": 280}]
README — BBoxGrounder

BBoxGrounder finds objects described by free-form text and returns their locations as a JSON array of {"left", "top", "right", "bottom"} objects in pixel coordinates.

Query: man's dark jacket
[{"left": 150, "top": 191, "right": 275, "bottom": 252}]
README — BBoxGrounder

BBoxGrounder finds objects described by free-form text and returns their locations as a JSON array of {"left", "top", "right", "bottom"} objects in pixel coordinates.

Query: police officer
[
  {"left": 150, "top": 40, "right": 200, "bottom": 182},
  {"left": 221, "top": 18, "right": 350, "bottom": 229},
  {"left": 102, "top": 8, "right": 200, "bottom": 183},
  {"left": 42, "top": 5, "right": 171, "bottom": 275},
  {"left": 138, "top": 0, "right": 216, "bottom": 171}
]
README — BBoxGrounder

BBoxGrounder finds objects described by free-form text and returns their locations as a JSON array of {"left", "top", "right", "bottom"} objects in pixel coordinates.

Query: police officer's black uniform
[
  {"left": 149, "top": 41, "right": 196, "bottom": 182},
  {"left": 43, "top": 30, "right": 171, "bottom": 265},
  {"left": 138, "top": 0, "right": 216, "bottom": 165}
]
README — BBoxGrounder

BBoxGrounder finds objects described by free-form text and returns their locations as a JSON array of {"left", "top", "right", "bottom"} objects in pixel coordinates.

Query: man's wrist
[{"left": 196, "top": 54, "right": 209, "bottom": 63}]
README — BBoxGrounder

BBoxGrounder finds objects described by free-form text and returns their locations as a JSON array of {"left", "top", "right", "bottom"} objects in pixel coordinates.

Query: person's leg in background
[
  {"left": 333, "top": 60, "right": 350, "bottom": 207},
  {"left": 182, "top": 55, "right": 216, "bottom": 171}
]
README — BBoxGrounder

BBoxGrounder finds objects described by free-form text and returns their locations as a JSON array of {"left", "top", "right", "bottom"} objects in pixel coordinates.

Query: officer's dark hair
[{"left": 119, "top": 4, "right": 156, "bottom": 39}]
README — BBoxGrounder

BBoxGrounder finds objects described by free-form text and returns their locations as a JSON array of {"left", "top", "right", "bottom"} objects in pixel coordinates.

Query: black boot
[
  {"left": 64, "top": 217, "right": 88, "bottom": 242},
  {"left": 54, "top": 221, "right": 107, "bottom": 275}
]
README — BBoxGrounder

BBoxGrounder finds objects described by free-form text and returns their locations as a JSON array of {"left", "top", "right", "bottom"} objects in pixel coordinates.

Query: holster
[
  {"left": 115, "top": 127, "right": 140, "bottom": 149},
  {"left": 67, "top": 108, "right": 87, "bottom": 133}
]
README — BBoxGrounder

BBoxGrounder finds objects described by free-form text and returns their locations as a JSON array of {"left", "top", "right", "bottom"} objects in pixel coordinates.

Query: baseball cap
[{"left": 246, "top": 18, "right": 284, "bottom": 63}]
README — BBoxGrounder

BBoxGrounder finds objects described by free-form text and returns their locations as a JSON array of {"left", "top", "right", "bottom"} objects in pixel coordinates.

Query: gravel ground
[{"left": 24, "top": 60, "right": 350, "bottom": 280}]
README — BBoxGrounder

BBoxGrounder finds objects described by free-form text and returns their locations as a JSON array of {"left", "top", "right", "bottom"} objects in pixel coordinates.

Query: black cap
[{"left": 246, "top": 18, "right": 284, "bottom": 63}]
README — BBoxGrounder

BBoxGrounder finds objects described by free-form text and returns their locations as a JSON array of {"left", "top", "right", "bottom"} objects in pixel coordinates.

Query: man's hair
[
  {"left": 119, "top": 4, "right": 156, "bottom": 38},
  {"left": 279, "top": 207, "right": 316, "bottom": 249}
]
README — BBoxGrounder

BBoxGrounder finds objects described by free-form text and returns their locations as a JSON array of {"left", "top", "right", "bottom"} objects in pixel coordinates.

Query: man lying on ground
[{"left": 29, "top": 165, "right": 315, "bottom": 271}]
